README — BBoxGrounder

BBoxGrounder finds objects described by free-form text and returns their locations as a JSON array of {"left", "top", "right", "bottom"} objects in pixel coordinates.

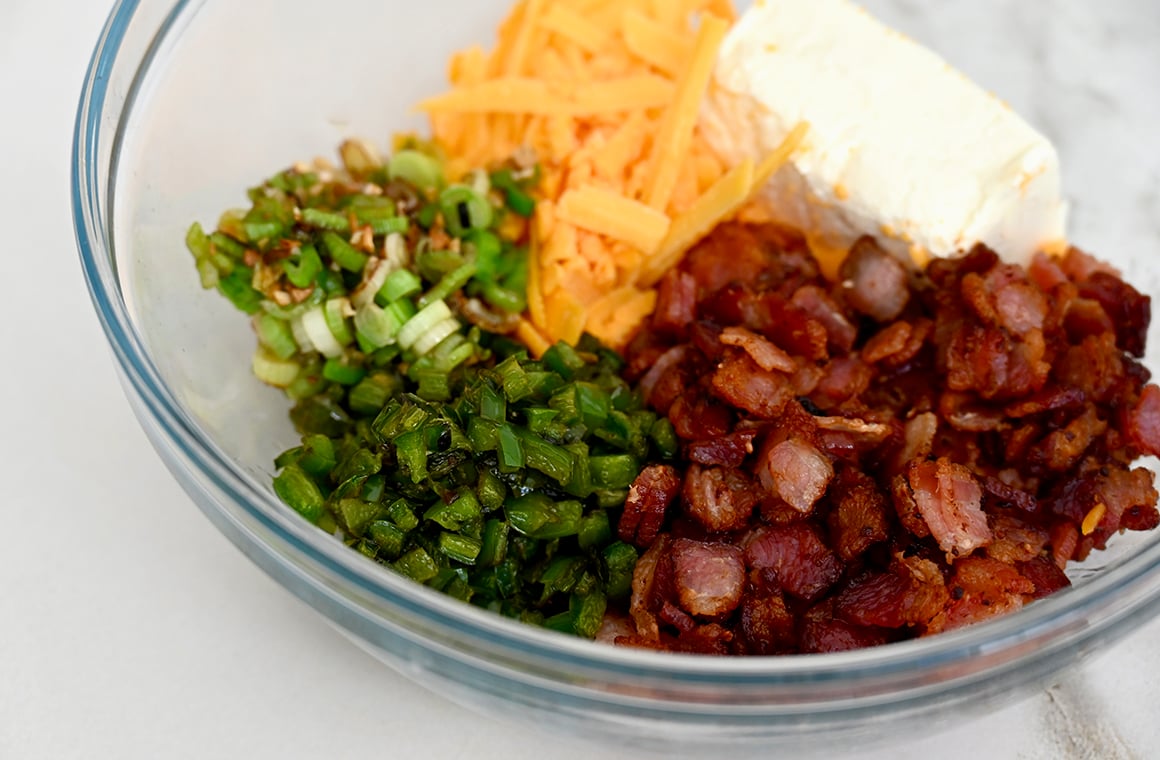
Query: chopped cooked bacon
[
  {"left": 739, "top": 592, "right": 797, "bottom": 655},
  {"left": 839, "top": 237, "right": 910, "bottom": 321},
  {"left": 620, "top": 465, "right": 681, "bottom": 548},
  {"left": 863, "top": 321, "right": 913, "bottom": 364},
  {"left": 908, "top": 459, "right": 992, "bottom": 560},
  {"left": 671, "top": 539, "right": 746, "bottom": 617},
  {"left": 686, "top": 429, "right": 759, "bottom": 468},
  {"left": 792, "top": 285, "right": 858, "bottom": 352},
  {"left": 757, "top": 438, "right": 834, "bottom": 514},
  {"left": 682, "top": 465, "right": 759, "bottom": 533},
  {"left": 638, "top": 345, "right": 688, "bottom": 408},
  {"left": 827, "top": 469, "right": 891, "bottom": 561},
  {"left": 745, "top": 524, "right": 843, "bottom": 602},
  {"left": 719, "top": 326, "right": 796, "bottom": 372},
  {"left": 629, "top": 536, "right": 669, "bottom": 641},
  {"left": 1060, "top": 246, "right": 1122, "bottom": 282},
  {"left": 652, "top": 270, "right": 698, "bottom": 338},
  {"left": 711, "top": 351, "right": 793, "bottom": 419},
  {"left": 617, "top": 222, "right": 1159, "bottom": 655},
  {"left": 1127, "top": 384, "right": 1160, "bottom": 457}
]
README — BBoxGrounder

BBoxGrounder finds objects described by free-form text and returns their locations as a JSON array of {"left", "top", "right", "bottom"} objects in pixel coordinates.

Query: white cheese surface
[{"left": 700, "top": 0, "right": 1068, "bottom": 267}]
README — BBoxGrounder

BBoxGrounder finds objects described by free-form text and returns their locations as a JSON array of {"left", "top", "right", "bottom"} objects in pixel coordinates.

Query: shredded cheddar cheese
[{"left": 423, "top": 0, "right": 798, "bottom": 352}]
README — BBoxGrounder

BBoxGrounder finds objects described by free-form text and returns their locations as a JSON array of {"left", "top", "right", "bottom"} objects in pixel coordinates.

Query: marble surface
[{"left": 3, "top": 0, "right": 1159, "bottom": 758}]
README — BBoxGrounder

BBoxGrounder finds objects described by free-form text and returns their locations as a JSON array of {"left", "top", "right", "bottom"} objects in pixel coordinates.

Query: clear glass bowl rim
[{"left": 71, "top": 0, "right": 1160, "bottom": 707}]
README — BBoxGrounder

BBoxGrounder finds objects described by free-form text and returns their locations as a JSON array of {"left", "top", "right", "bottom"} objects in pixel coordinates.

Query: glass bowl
[{"left": 73, "top": 0, "right": 1160, "bottom": 753}]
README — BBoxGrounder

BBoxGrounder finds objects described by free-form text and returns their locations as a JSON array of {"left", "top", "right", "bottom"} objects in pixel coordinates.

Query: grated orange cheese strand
[
  {"left": 516, "top": 317, "right": 552, "bottom": 358},
  {"left": 640, "top": 14, "right": 729, "bottom": 211},
  {"left": 505, "top": 0, "right": 545, "bottom": 75},
  {"left": 1082, "top": 503, "right": 1107, "bottom": 536},
  {"left": 640, "top": 158, "right": 755, "bottom": 286},
  {"left": 556, "top": 185, "right": 672, "bottom": 254},
  {"left": 621, "top": 10, "right": 694, "bottom": 77},
  {"left": 538, "top": 4, "right": 610, "bottom": 54},
  {"left": 545, "top": 287, "right": 587, "bottom": 346},
  {"left": 752, "top": 121, "right": 811, "bottom": 191},
  {"left": 586, "top": 286, "right": 658, "bottom": 348},
  {"left": 419, "top": 76, "right": 675, "bottom": 116}
]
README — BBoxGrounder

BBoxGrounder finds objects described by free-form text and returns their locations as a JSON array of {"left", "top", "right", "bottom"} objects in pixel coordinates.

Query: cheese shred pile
[{"left": 421, "top": 0, "right": 806, "bottom": 353}]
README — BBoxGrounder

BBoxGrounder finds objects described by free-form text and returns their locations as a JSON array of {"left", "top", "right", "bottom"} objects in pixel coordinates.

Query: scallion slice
[
  {"left": 411, "top": 316, "right": 461, "bottom": 357},
  {"left": 388, "top": 150, "right": 444, "bottom": 194},
  {"left": 252, "top": 349, "right": 300, "bottom": 388},
  {"left": 396, "top": 300, "right": 453, "bottom": 350},
  {"left": 323, "top": 298, "right": 354, "bottom": 346},
  {"left": 298, "top": 306, "right": 345, "bottom": 358},
  {"left": 354, "top": 302, "right": 403, "bottom": 349}
]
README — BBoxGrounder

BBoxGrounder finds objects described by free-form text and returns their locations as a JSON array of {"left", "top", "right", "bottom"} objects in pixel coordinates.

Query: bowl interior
[{"left": 106, "top": 0, "right": 1160, "bottom": 655}]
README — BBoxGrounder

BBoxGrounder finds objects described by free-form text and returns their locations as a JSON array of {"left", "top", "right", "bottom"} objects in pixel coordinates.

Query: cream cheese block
[{"left": 699, "top": 0, "right": 1068, "bottom": 268}]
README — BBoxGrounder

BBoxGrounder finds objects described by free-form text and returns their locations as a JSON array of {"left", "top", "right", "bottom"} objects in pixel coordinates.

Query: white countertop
[{"left": 3, "top": 1, "right": 1159, "bottom": 758}]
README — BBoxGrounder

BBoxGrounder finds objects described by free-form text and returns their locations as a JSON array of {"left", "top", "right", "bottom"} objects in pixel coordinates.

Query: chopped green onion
[
  {"left": 252, "top": 349, "right": 299, "bottom": 387},
  {"left": 302, "top": 208, "right": 351, "bottom": 232},
  {"left": 419, "top": 260, "right": 478, "bottom": 308},
  {"left": 411, "top": 316, "right": 461, "bottom": 357},
  {"left": 481, "top": 282, "right": 525, "bottom": 314},
  {"left": 394, "top": 429, "right": 429, "bottom": 484},
  {"left": 283, "top": 244, "right": 323, "bottom": 288},
  {"left": 354, "top": 302, "right": 404, "bottom": 349},
  {"left": 468, "top": 230, "right": 503, "bottom": 280},
  {"left": 322, "top": 357, "right": 366, "bottom": 386},
  {"left": 439, "top": 185, "right": 493, "bottom": 238},
  {"left": 322, "top": 231, "right": 368, "bottom": 273},
  {"left": 396, "top": 300, "right": 453, "bottom": 351},
  {"left": 323, "top": 298, "right": 354, "bottom": 346},
  {"left": 255, "top": 313, "right": 299, "bottom": 360},
  {"left": 297, "top": 306, "right": 345, "bottom": 358},
  {"left": 388, "top": 149, "right": 444, "bottom": 194},
  {"left": 217, "top": 268, "right": 264, "bottom": 314},
  {"left": 378, "top": 269, "right": 422, "bottom": 305}
]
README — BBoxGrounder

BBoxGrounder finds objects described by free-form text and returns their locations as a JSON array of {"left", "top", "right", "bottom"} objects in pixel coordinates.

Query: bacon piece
[
  {"left": 681, "top": 465, "right": 759, "bottom": 533},
  {"left": 638, "top": 345, "right": 688, "bottom": 409},
  {"left": 1029, "top": 251, "right": 1068, "bottom": 291},
  {"left": 671, "top": 539, "right": 746, "bottom": 617},
  {"left": 813, "top": 356, "right": 874, "bottom": 408},
  {"left": 757, "top": 438, "right": 834, "bottom": 514},
  {"left": 908, "top": 459, "right": 992, "bottom": 560},
  {"left": 1015, "top": 556, "right": 1071, "bottom": 600},
  {"left": 863, "top": 321, "right": 912, "bottom": 364},
  {"left": 933, "top": 557, "right": 1034, "bottom": 632},
  {"left": 1078, "top": 272, "right": 1151, "bottom": 357},
  {"left": 985, "top": 515, "right": 1050, "bottom": 564},
  {"left": 744, "top": 524, "right": 843, "bottom": 602},
  {"left": 669, "top": 394, "right": 733, "bottom": 441},
  {"left": 711, "top": 352, "right": 793, "bottom": 419},
  {"left": 1127, "top": 384, "right": 1160, "bottom": 458},
  {"left": 686, "top": 429, "right": 759, "bottom": 468},
  {"left": 828, "top": 469, "right": 891, "bottom": 561},
  {"left": 791, "top": 285, "right": 858, "bottom": 352},
  {"left": 682, "top": 223, "right": 781, "bottom": 297},
  {"left": 620, "top": 465, "right": 682, "bottom": 547},
  {"left": 629, "top": 536, "right": 669, "bottom": 641},
  {"left": 1031, "top": 407, "right": 1106, "bottom": 472},
  {"left": 1060, "top": 246, "right": 1122, "bottom": 282},
  {"left": 739, "top": 592, "right": 797, "bottom": 655},
  {"left": 835, "top": 558, "right": 949, "bottom": 631},
  {"left": 1054, "top": 333, "right": 1125, "bottom": 404},
  {"left": 652, "top": 270, "right": 698, "bottom": 338},
  {"left": 839, "top": 237, "right": 910, "bottom": 321},
  {"left": 718, "top": 326, "right": 796, "bottom": 373},
  {"left": 800, "top": 618, "right": 889, "bottom": 654}
]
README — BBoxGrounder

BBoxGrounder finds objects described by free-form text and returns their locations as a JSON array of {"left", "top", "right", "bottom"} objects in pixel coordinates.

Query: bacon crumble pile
[{"left": 608, "top": 224, "right": 1160, "bottom": 655}]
